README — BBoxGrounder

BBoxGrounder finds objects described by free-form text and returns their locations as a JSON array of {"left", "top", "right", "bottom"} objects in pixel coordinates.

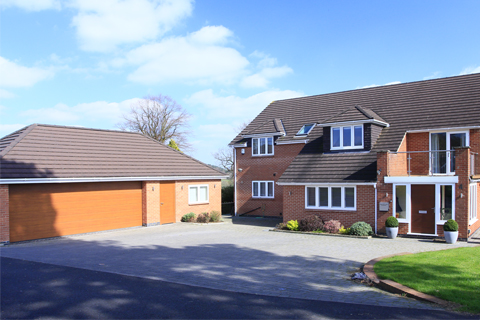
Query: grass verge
[{"left": 374, "top": 246, "right": 480, "bottom": 313}]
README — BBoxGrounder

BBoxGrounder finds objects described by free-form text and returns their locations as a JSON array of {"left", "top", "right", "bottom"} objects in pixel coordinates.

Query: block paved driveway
[{"left": 1, "top": 217, "right": 476, "bottom": 310}]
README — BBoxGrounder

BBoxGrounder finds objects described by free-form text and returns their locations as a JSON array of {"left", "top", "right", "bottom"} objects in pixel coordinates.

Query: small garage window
[{"left": 189, "top": 185, "right": 209, "bottom": 204}]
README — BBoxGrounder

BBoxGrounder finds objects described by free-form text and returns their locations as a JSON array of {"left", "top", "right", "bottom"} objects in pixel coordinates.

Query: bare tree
[
  {"left": 117, "top": 95, "right": 192, "bottom": 151},
  {"left": 213, "top": 147, "right": 234, "bottom": 174}
]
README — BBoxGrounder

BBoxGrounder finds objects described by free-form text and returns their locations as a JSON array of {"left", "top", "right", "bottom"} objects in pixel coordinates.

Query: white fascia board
[
  {"left": 316, "top": 119, "right": 390, "bottom": 128},
  {"left": 277, "top": 182, "right": 377, "bottom": 186},
  {"left": 232, "top": 143, "right": 247, "bottom": 148},
  {"left": 406, "top": 126, "right": 480, "bottom": 134},
  {"left": 0, "top": 175, "right": 229, "bottom": 184},
  {"left": 241, "top": 132, "right": 284, "bottom": 138},
  {"left": 275, "top": 139, "right": 308, "bottom": 145},
  {"left": 384, "top": 176, "right": 459, "bottom": 184}
]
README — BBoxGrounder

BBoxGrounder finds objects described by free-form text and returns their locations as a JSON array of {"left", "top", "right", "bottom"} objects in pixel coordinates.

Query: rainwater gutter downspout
[
  {"left": 374, "top": 183, "right": 378, "bottom": 234},
  {"left": 233, "top": 147, "right": 237, "bottom": 216}
]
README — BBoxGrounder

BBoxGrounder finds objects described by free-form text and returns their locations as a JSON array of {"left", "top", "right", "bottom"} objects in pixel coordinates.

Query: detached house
[
  {"left": 230, "top": 73, "right": 480, "bottom": 240},
  {"left": 0, "top": 124, "right": 227, "bottom": 243}
]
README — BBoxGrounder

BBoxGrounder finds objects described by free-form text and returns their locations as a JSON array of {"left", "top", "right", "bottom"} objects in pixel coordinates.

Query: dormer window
[
  {"left": 252, "top": 137, "right": 274, "bottom": 156},
  {"left": 296, "top": 123, "right": 315, "bottom": 136},
  {"left": 331, "top": 125, "right": 363, "bottom": 150}
]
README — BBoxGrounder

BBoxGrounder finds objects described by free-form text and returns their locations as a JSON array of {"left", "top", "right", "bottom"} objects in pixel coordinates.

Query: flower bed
[{"left": 181, "top": 211, "right": 222, "bottom": 223}]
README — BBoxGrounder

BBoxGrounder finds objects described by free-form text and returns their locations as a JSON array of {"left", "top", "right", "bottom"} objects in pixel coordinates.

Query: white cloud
[
  {"left": 69, "top": 0, "right": 193, "bottom": 52},
  {"left": 240, "top": 51, "right": 292, "bottom": 88},
  {"left": 0, "top": 89, "right": 15, "bottom": 99},
  {"left": 0, "top": 56, "right": 54, "bottom": 88},
  {"left": 0, "top": 0, "right": 60, "bottom": 11},
  {"left": 0, "top": 124, "right": 26, "bottom": 139},
  {"left": 423, "top": 71, "right": 441, "bottom": 80},
  {"left": 358, "top": 81, "right": 401, "bottom": 89},
  {"left": 460, "top": 66, "right": 480, "bottom": 75},
  {"left": 124, "top": 26, "right": 249, "bottom": 84},
  {"left": 19, "top": 98, "right": 140, "bottom": 125},
  {"left": 186, "top": 89, "right": 304, "bottom": 120}
]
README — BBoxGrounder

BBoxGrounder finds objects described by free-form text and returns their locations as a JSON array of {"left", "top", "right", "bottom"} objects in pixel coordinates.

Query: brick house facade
[{"left": 230, "top": 74, "right": 480, "bottom": 240}]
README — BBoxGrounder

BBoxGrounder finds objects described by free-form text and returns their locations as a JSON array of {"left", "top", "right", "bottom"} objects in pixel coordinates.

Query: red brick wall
[
  {"left": 377, "top": 151, "right": 394, "bottom": 234},
  {"left": 175, "top": 180, "right": 222, "bottom": 222},
  {"left": 283, "top": 185, "right": 376, "bottom": 229},
  {"left": 388, "top": 134, "right": 408, "bottom": 176},
  {"left": 142, "top": 181, "right": 161, "bottom": 226},
  {"left": 235, "top": 143, "right": 304, "bottom": 217},
  {"left": 406, "top": 132, "right": 430, "bottom": 175},
  {"left": 0, "top": 185, "right": 9, "bottom": 243}
]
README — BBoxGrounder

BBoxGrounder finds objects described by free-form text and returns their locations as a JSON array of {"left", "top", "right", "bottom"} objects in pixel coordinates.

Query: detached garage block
[{"left": 0, "top": 124, "right": 227, "bottom": 243}]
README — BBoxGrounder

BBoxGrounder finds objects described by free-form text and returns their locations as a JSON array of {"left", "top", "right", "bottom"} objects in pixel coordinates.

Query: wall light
[
  {"left": 377, "top": 169, "right": 382, "bottom": 175},
  {"left": 238, "top": 168, "right": 243, "bottom": 172},
  {"left": 241, "top": 148, "right": 245, "bottom": 154},
  {"left": 152, "top": 186, "right": 155, "bottom": 191},
  {"left": 181, "top": 185, "right": 184, "bottom": 190}
]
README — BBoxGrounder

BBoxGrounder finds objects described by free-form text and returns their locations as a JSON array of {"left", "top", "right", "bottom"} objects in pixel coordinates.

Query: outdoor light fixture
[
  {"left": 152, "top": 186, "right": 155, "bottom": 191},
  {"left": 241, "top": 148, "right": 245, "bottom": 154},
  {"left": 377, "top": 169, "right": 382, "bottom": 175},
  {"left": 238, "top": 168, "right": 243, "bottom": 172}
]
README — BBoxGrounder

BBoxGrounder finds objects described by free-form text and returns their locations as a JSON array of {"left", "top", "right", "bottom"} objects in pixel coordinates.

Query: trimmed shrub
[
  {"left": 298, "top": 215, "right": 324, "bottom": 232},
  {"left": 276, "top": 222, "right": 289, "bottom": 230},
  {"left": 209, "top": 210, "right": 222, "bottom": 222},
  {"left": 385, "top": 216, "right": 399, "bottom": 228},
  {"left": 197, "top": 212, "right": 210, "bottom": 223},
  {"left": 350, "top": 221, "right": 373, "bottom": 236},
  {"left": 286, "top": 220, "right": 299, "bottom": 231},
  {"left": 181, "top": 212, "right": 196, "bottom": 222},
  {"left": 323, "top": 220, "right": 342, "bottom": 233},
  {"left": 443, "top": 219, "right": 459, "bottom": 232},
  {"left": 339, "top": 226, "right": 351, "bottom": 235}
]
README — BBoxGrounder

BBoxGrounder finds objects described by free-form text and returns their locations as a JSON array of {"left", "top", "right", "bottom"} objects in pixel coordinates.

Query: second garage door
[{"left": 9, "top": 181, "right": 142, "bottom": 242}]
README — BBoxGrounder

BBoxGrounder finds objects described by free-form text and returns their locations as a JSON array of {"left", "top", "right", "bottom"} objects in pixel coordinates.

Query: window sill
[
  {"left": 189, "top": 202, "right": 210, "bottom": 206},
  {"left": 252, "top": 197, "right": 275, "bottom": 200},
  {"left": 252, "top": 154, "right": 274, "bottom": 157},
  {"left": 305, "top": 207, "right": 356, "bottom": 211},
  {"left": 469, "top": 218, "right": 478, "bottom": 226}
]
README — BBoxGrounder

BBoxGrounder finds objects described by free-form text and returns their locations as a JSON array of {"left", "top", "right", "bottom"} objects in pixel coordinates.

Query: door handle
[{"left": 161, "top": 203, "right": 164, "bottom": 205}]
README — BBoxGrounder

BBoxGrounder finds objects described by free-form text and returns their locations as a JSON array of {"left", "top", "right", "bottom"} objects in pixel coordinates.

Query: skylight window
[{"left": 296, "top": 124, "right": 315, "bottom": 136}]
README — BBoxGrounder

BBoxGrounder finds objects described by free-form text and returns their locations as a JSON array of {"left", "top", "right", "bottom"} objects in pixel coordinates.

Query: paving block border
[
  {"left": 270, "top": 229, "right": 371, "bottom": 239},
  {"left": 363, "top": 253, "right": 452, "bottom": 306}
]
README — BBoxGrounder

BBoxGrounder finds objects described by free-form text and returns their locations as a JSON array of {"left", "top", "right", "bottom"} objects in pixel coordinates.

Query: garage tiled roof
[
  {"left": 229, "top": 73, "right": 480, "bottom": 183},
  {"left": 0, "top": 124, "right": 225, "bottom": 179}
]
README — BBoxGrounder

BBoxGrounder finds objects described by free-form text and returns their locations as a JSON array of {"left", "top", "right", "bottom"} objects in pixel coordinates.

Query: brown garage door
[{"left": 9, "top": 182, "right": 142, "bottom": 242}]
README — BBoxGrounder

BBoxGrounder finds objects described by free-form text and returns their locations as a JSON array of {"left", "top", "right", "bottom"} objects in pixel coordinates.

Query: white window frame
[
  {"left": 188, "top": 184, "right": 209, "bottom": 205},
  {"left": 252, "top": 137, "right": 274, "bottom": 156},
  {"left": 296, "top": 123, "right": 316, "bottom": 136},
  {"left": 436, "top": 183, "right": 455, "bottom": 224},
  {"left": 331, "top": 125, "right": 364, "bottom": 150},
  {"left": 392, "top": 184, "right": 411, "bottom": 223},
  {"left": 429, "top": 130, "right": 469, "bottom": 175},
  {"left": 252, "top": 181, "right": 274, "bottom": 199},
  {"left": 470, "top": 183, "right": 478, "bottom": 224},
  {"left": 305, "top": 185, "right": 356, "bottom": 211}
]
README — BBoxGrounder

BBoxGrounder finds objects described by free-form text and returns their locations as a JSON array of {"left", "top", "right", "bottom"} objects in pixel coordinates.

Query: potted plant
[
  {"left": 443, "top": 219, "right": 459, "bottom": 244},
  {"left": 385, "top": 216, "right": 399, "bottom": 239}
]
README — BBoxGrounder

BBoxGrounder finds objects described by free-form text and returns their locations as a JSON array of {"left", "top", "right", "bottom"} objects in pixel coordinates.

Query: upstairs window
[
  {"left": 331, "top": 125, "right": 363, "bottom": 150},
  {"left": 252, "top": 137, "right": 274, "bottom": 156},
  {"left": 296, "top": 124, "right": 315, "bottom": 136}
]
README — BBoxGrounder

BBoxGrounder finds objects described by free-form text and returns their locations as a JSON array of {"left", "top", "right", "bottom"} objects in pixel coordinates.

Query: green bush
[
  {"left": 286, "top": 220, "right": 299, "bottom": 231},
  {"left": 350, "top": 221, "right": 373, "bottom": 236},
  {"left": 323, "top": 220, "right": 342, "bottom": 233},
  {"left": 197, "top": 212, "right": 210, "bottom": 223},
  {"left": 209, "top": 210, "right": 222, "bottom": 222},
  {"left": 443, "top": 219, "right": 459, "bottom": 231},
  {"left": 181, "top": 212, "right": 196, "bottom": 222},
  {"left": 339, "top": 226, "right": 350, "bottom": 234},
  {"left": 298, "top": 215, "right": 324, "bottom": 232},
  {"left": 385, "top": 216, "right": 399, "bottom": 228},
  {"left": 222, "top": 185, "right": 234, "bottom": 203}
]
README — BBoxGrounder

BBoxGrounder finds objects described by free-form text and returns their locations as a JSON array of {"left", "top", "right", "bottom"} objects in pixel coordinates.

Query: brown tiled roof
[
  {"left": 0, "top": 124, "right": 225, "bottom": 179},
  {"left": 244, "top": 119, "right": 284, "bottom": 135},
  {"left": 229, "top": 73, "right": 480, "bottom": 183},
  {"left": 321, "top": 106, "right": 388, "bottom": 125}
]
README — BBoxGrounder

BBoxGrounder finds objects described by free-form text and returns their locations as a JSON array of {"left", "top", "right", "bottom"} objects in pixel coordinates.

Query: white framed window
[
  {"left": 296, "top": 124, "right": 315, "bottom": 136},
  {"left": 189, "top": 185, "right": 209, "bottom": 204},
  {"left": 393, "top": 184, "right": 411, "bottom": 223},
  {"left": 430, "top": 130, "right": 469, "bottom": 175},
  {"left": 252, "top": 137, "right": 274, "bottom": 156},
  {"left": 436, "top": 183, "right": 455, "bottom": 224},
  {"left": 252, "top": 181, "right": 274, "bottom": 198},
  {"left": 305, "top": 186, "right": 356, "bottom": 210},
  {"left": 331, "top": 125, "right": 363, "bottom": 150},
  {"left": 470, "top": 183, "right": 478, "bottom": 223}
]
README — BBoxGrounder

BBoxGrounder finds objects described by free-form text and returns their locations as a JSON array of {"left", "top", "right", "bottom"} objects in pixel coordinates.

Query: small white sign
[
  {"left": 419, "top": 210, "right": 427, "bottom": 214},
  {"left": 379, "top": 202, "right": 389, "bottom": 211}
]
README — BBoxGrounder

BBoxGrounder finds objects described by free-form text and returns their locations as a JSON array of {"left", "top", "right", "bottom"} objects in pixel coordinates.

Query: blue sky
[{"left": 1, "top": 0, "right": 480, "bottom": 165}]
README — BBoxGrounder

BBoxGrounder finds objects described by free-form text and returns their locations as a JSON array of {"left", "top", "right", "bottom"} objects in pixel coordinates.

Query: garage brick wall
[
  {"left": 175, "top": 180, "right": 222, "bottom": 222},
  {"left": 0, "top": 185, "right": 9, "bottom": 243},
  {"left": 142, "top": 181, "right": 161, "bottom": 226}
]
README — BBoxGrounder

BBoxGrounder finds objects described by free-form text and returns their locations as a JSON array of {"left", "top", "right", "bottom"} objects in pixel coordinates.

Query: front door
[
  {"left": 411, "top": 184, "right": 436, "bottom": 234},
  {"left": 159, "top": 182, "right": 176, "bottom": 224}
]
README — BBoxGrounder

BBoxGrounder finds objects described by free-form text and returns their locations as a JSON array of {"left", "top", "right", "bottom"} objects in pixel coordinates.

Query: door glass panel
[
  {"left": 307, "top": 187, "right": 316, "bottom": 207},
  {"left": 332, "top": 187, "right": 341, "bottom": 207},
  {"left": 450, "top": 133, "right": 466, "bottom": 172},
  {"left": 395, "top": 185, "right": 407, "bottom": 219},
  {"left": 440, "top": 185, "right": 453, "bottom": 220},
  {"left": 345, "top": 187, "right": 355, "bottom": 208},
  {"left": 332, "top": 128, "right": 340, "bottom": 147},
  {"left": 319, "top": 187, "right": 328, "bottom": 207},
  {"left": 343, "top": 127, "right": 351, "bottom": 147},
  {"left": 431, "top": 133, "right": 447, "bottom": 173}
]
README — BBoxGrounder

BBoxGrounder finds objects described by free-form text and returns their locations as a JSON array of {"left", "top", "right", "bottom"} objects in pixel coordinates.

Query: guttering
[
  {"left": 374, "top": 183, "right": 378, "bottom": 234},
  {"left": 275, "top": 139, "right": 308, "bottom": 145},
  {"left": 316, "top": 119, "right": 390, "bottom": 128},
  {"left": 1, "top": 175, "right": 229, "bottom": 184},
  {"left": 232, "top": 143, "right": 247, "bottom": 148},
  {"left": 406, "top": 126, "right": 480, "bottom": 133},
  {"left": 241, "top": 132, "right": 284, "bottom": 138},
  {"left": 276, "top": 182, "right": 377, "bottom": 186},
  {"left": 384, "top": 176, "right": 459, "bottom": 184}
]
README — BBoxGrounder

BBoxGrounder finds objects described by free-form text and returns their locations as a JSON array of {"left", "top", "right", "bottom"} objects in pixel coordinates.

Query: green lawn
[{"left": 374, "top": 247, "right": 480, "bottom": 313}]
